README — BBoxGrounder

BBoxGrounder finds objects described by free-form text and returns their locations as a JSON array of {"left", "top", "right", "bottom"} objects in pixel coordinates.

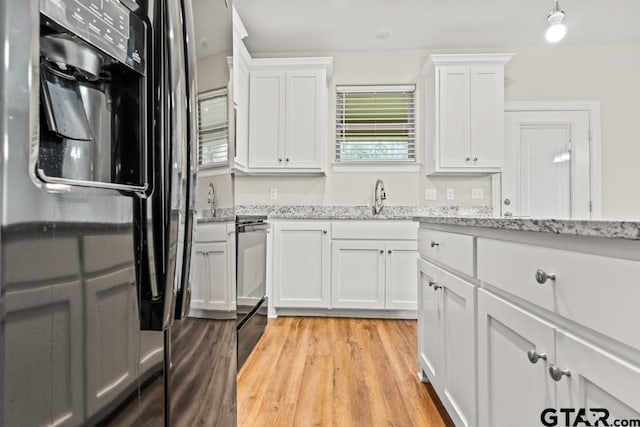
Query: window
[
  {"left": 336, "top": 85, "right": 416, "bottom": 163},
  {"left": 198, "top": 88, "right": 228, "bottom": 167}
]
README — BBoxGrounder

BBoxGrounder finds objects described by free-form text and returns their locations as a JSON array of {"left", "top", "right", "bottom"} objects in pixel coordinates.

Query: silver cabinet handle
[
  {"left": 428, "top": 281, "right": 437, "bottom": 287},
  {"left": 286, "top": 158, "right": 290, "bottom": 162},
  {"left": 504, "top": 198, "right": 511, "bottom": 206},
  {"left": 379, "top": 249, "right": 384, "bottom": 254},
  {"left": 323, "top": 230, "right": 327, "bottom": 234},
  {"left": 535, "top": 269, "right": 556, "bottom": 284},
  {"left": 549, "top": 364, "right": 571, "bottom": 381},
  {"left": 527, "top": 350, "right": 547, "bottom": 364},
  {"left": 430, "top": 241, "right": 439, "bottom": 248},
  {"left": 473, "top": 157, "right": 478, "bottom": 161},
  {"left": 278, "top": 158, "right": 283, "bottom": 162},
  {"left": 433, "top": 284, "right": 443, "bottom": 291},
  {"left": 388, "top": 250, "right": 392, "bottom": 254},
  {"left": 465, "top": 157, "right": 470, "bottom": 161}
]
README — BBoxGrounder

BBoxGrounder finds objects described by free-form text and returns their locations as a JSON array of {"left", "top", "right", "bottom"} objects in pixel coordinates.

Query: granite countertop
[
  {"left": 197, "top": 207, "right": 235, "bottom": 223},
  {"left": 238, "top": 205, "right": 493, "bottom": 220},
  {"left": 414, "top": 216, "right": 640, "bottom": 241}
]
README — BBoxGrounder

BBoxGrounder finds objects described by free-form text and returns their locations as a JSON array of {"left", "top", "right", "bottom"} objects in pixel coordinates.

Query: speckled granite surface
[
  {"left": 197, "top": 207, "right": 235, "bottom": 223},
  {"left": 236, "top": 205, "right": 492, "bottom": 220},
  {"left": 414, "top": 216, "right": 640, "bottom": 240}
]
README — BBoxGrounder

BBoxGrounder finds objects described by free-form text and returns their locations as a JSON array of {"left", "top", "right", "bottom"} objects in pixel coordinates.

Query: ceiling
[
  {"left": 192, "top": 0, "right": 232, "bottom": 59},
  {"left": 232, "top": 0, "right": 640, "bottom": 53}
]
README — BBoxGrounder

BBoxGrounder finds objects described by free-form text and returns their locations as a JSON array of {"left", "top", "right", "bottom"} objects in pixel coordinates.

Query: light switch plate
[
  {"left": 472, "top": 188, "right": 484, "bottom": 200},
  {"left": 424, "top": 189, "right": 437, "bottom": 201},
  {"left": 269, "top": 188, "right": 278, "bottom": 200},
  {"left": 446, "top": 189, "right": 455, "bottom": 200}
]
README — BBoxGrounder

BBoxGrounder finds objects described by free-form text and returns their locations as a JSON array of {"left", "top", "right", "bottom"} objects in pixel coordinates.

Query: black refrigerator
[{"left": 0, "top": 0, "right": 235, "bottom": 425}]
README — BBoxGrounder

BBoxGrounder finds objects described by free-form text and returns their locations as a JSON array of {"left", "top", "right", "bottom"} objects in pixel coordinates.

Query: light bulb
[{"left": 546, "top": 8, "right": 566, "bottom": 43}]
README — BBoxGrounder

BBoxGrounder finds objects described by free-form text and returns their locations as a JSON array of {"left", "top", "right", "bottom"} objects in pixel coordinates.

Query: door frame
[{"left": 492, "top": 101, "right": 602, "bottom": 219}]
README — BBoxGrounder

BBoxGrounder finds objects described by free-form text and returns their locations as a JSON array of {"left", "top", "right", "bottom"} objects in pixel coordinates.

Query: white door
[
  {"left": 385, "top": 241, "right": 418, "bottom": 310},
  {"left": 190, "top": 244, "right": 209, "bottom": 310},
  {"left": 417, "top": 259, "right": 441, "bottom": 387},
  {"left": 285, "top": 70, "right": 324, "bottom": 169},
  {"left": 439, "top": 66, "right": 471, "bottom": 168},
  {"left": 248, "top": 70, "right": 285, "bottom": 168},
  {"left": 477, "top": 290, "right": 556, "bottom": 427},
  {"left": 332, "top": 240, "right": 385, "bottom": 309},
  {"left": 555, "top": 330, "right": 640, "bottom": 424},
  {"left": 439, "top": 268, "right": 476, "bottom": 427},
  {"left": 273, "top": 222, "right": 330, "bottom": 308},
  {"left": 204, "top": 242, "right": 230, "bottom": 312},
  {"left": 502, "top": 110, "right": 591, "bottom": 219}
]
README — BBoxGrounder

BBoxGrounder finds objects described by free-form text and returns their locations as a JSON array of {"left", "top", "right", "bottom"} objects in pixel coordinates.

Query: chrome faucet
[
  {"left": 207, "top": 183, "right": 216, "bottom": 217},
  {"left": 373, "top": 179, "right": 386, "bottom": 215}
]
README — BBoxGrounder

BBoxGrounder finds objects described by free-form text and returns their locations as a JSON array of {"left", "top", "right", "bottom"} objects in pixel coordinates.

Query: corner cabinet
[
  {"left": 246, "top": 58, "right": 332, "bottom": 175},
  {"left": 424, "top": 54, "right": 513, "bottom": 175}
]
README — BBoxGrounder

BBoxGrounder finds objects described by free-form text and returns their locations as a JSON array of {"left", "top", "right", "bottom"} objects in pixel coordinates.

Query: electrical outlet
[
  {"left": 269, "top": 188, "right": 278, "bottom": 200},
  {"left": 446, "top": 189, "right": 455, "bottom": 200},
  {"left": 424, "top": 189, "right": 437, "bottom": 201},
  {"left": 472, "top": 188, "right": 484, "bottom": 200}
]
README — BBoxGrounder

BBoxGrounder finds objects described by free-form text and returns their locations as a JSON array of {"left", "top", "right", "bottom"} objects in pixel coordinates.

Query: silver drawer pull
[
  {"left": 535, "top": 269, "right": 556, "bottom": 284},
  {"left": 428, "top": 281, "right": 437, "bottom": 287},
  {"left": 527, "top": 350, "right": 547, "bottom": 364},
  {"left": 433, "top": 284, "right": 443, "bottom": 291},
  {"left": 549, "top": 364, "right": 571, "bottom": 381},
  {"left": 430, "top": 241, "right": 439, "bottom": 248}
]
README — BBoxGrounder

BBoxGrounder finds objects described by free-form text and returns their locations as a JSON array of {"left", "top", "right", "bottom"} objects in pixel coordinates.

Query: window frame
[
  {"left": 334, "top": 84, "right": 418, "bottom": 172},
  {"left": 197, "top": 87, "right": 229, "bottom": 170}
]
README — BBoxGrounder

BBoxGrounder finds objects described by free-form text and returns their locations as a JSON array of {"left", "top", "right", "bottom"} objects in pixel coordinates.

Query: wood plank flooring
[{"left": 237, "top": 317, "right": 453, "bottom": 427}]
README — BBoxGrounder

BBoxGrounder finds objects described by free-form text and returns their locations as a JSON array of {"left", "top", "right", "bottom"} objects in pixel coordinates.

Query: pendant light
[{"left": 546, "top": 0, "right": 567, "bottom": 43}]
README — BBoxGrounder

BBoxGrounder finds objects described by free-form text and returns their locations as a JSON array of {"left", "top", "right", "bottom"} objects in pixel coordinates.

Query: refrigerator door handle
[
  {"left": 164, "top": 0, "right": 189, "bottom": 324},
  {"left": 174, "top": 0, "right": 199, "bottom": 320}
]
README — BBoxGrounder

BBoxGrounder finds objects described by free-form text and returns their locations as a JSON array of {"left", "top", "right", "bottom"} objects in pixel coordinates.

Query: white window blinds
[
  {"left": 198, "top": 89, "right": 228, "bottom": 167},
  {"left": 336, "top": 85, "right": 416, "bottom": 162}
]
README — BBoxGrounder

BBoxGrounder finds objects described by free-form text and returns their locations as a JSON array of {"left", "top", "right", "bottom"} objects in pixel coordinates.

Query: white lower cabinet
[
  {"left": 272, "top": 221, "right": 330, "bottom": 308},
  {"left": 555, "top": 331, "right": 640, "bottom": 423},
  {"left": 477, "top": 289, "right": 556, "bottom": 427},
  {"left": 418, "top": 258, "right": 476, "bottom": 427},
  {"left": 190, "top": 223, "right": 235, "bottom": 314},
  {"left": 191, "top": 242, "right": 231, "bottom": 311},
  {"left": 332, "top": 240, "right": 418, "bottom": 310},
  {"left": 332, "top": 241, "right": 385, "bottom": 309}
]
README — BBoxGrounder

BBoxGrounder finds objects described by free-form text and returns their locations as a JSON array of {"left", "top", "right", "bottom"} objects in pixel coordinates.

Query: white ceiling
[
  {"left": 192, "top": 0, "right": 232, "bottom": 59},
  {"left": 232, "top": 0, "right": 640, "bottom": 53}
]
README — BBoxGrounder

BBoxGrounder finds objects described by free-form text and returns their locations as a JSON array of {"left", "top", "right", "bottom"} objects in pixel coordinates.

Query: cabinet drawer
[
  {"left": 477, "top": 238, "right": 640, "bottom": 351},
  {"left": 195, "top": 224, "right": 228, "bottom": 243},
  {"left": 418, "top": 228, "right": 475, "bottom": 276},
  {"left": 331, "top": 221, "right": 417, "bottom": 240}
]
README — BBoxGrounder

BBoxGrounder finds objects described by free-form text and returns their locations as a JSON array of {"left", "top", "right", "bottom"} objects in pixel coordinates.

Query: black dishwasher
[{"left": 236, "top": 216, "right": 268, "bottom": 369}]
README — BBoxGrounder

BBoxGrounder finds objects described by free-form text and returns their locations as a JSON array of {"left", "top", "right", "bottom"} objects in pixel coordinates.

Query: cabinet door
[
  {"left": 477, "top": 289, "right": 556, "bottom": 427},
  {"left": 439, "top": 268, "right": 477, "bottom": 427},
  {"left": 438, "top": 66, "right": 470, "bottom": 168},
  {"left": 385, "top": 241, "right": 418, "bottom": 310},
  {"left": 206, "top": 242, "right": 230, "bottom": 312},
  {"left": 190, "top": 244, "right": 209, "bottom": 310},
  {"left": 556, "top": 330, "right": 640, "bottom": 423},
  {"left": 470, "top": 66, "right": 504, "bottom": 168},
  {"left": 284, "top": 70, "right": 324, "bottom": 169},
  {"left": 273, "top": 222, "right": 330, "bottom": 308},
  {"left": 332, "top": 241, "right": 386, "bottom": 309},
  {"left": 249, "top": 70, "right": 285, "bottom": 168},
  {"left": 418, "top": 259, "right": 441, "bottom": 388}
]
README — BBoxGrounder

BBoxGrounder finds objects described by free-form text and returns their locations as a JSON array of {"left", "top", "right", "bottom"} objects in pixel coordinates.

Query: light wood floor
[{"left": 237, "top": 317, "right": 453, "bottom": 427}]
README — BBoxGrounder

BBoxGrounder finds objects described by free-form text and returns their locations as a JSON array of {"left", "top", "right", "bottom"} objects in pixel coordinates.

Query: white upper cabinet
[
  {"left": 247, "top": 58, "right": 332, "bottom": 174},
  {"left": 425, "top": 54, "right": 513, "bottom": 175}
]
